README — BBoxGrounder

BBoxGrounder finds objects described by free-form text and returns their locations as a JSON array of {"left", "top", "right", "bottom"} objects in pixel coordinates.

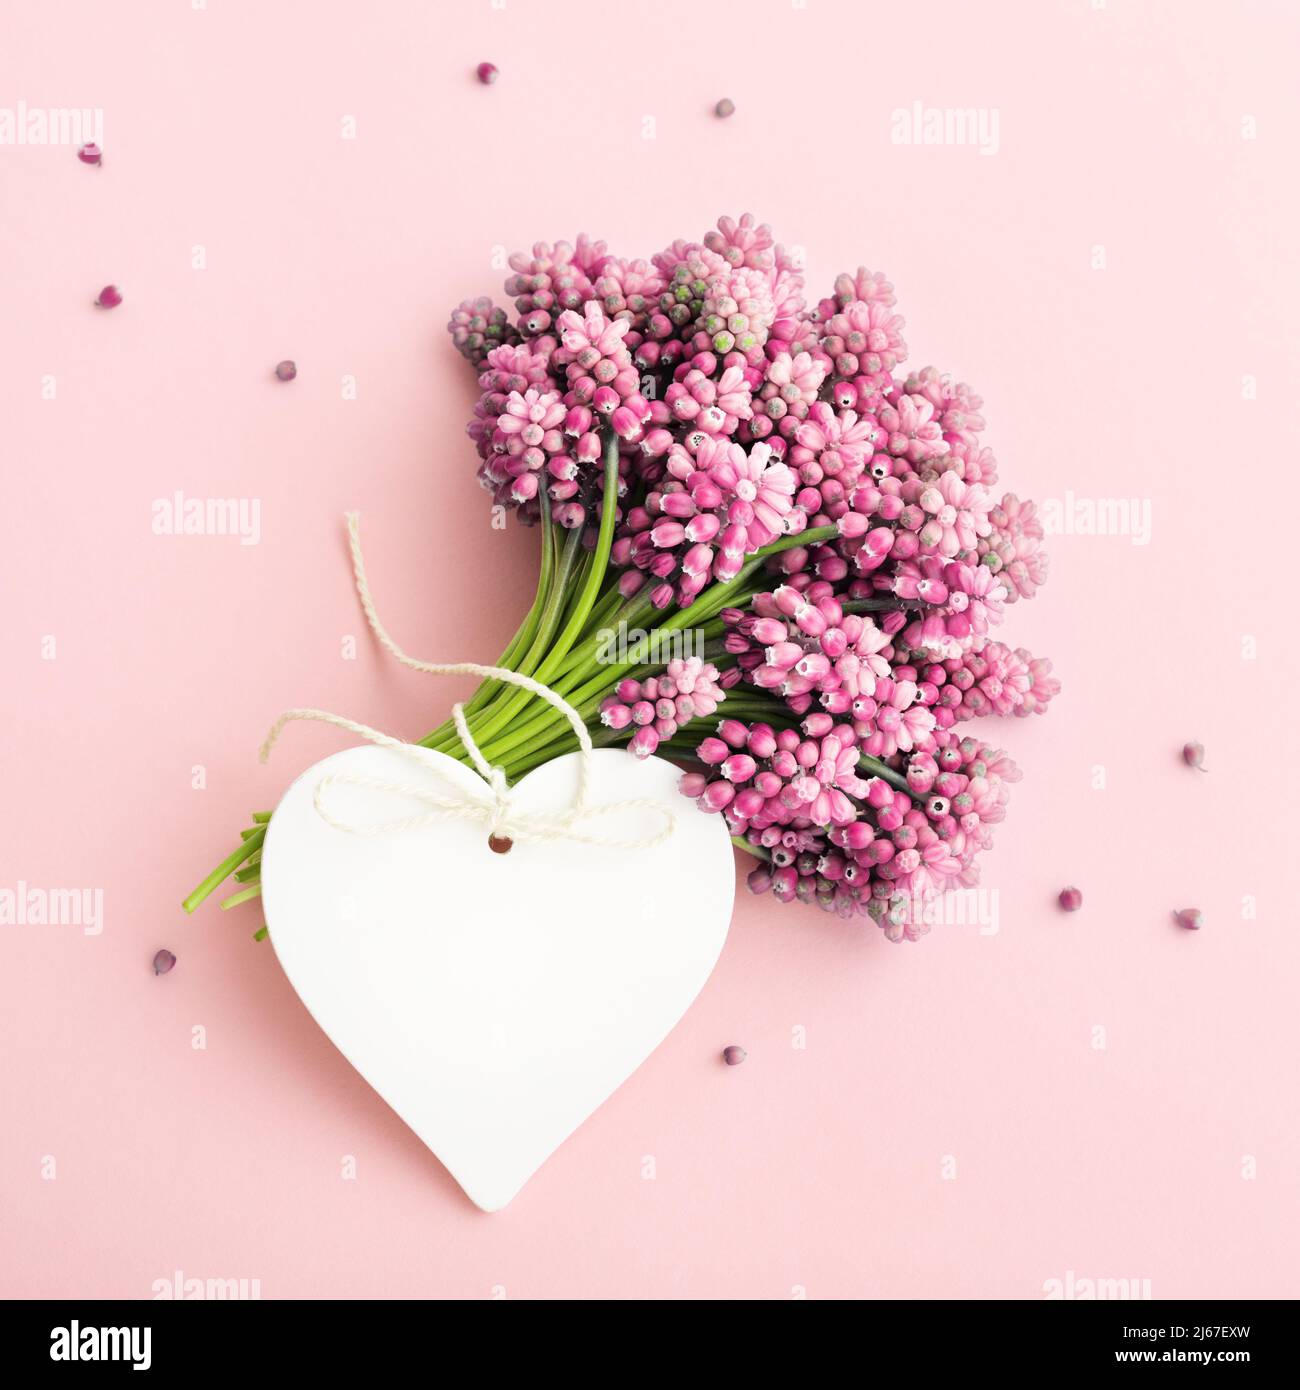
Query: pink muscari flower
[
  {"left": 593, "top": 257, "right": 666, "bottom": 326},
  {"left": 832, "top": 267, "right": 897, "bottom": 310},
  {"left": 791, "top": 404, "right": 881, "bottom": 487},
  {"left": 904, "top": 367, "right": 986, "bottom": 449},
  {"left": 489, "top": 388, "right": 570, "bottom": 502},
  {"left": 824, "top": 298, "right": 908, "bottom": 378},
  {"left": 899, "top": 561, "right": 1005, "bottom": 653},
  {"left": 698, "top": 263, "right": 778, "bottom": 354},
  {"left": 855, "top": 679, "right": 936, "bottom": 758},
  {"left": 878, "top": 392, "right": 947, "bottom": 464},
  {"left": 712, "top": 365, "right": 755, "bottom": 429},
  {"left": 703, "top": 214, "right": 774, "bottom": 271},
  {"left": 828, "top": 294, "right": 912, "bottom": 380},
  {"left": 930, "top": 639, "right": 1037, "bottom": 721},
  {"left": 978, "top": 493, "right": 1047, "bottom": 602},
  {"left": 478, "top": 339, "right": 556, "bottom": 395},
  {"left": 1017, "top": 651, "right": 1060, "bottom": 716},
  {"left": 448, "top": 295, "right": 516, "bottom": 366},
  {"left": 944, "top": 437, "right": 1000, "bottom": 487},
  {"left": 557, "top": 300, "right": 633, "bottom": 374},
  {"left": 664, "top": 364, "right": 753, "bottom": 435},
  {"left": 601, "top": 660, "right": 727, "bottom": 749},
  {"left": 628, "top": 726, "right": 660, "bottom": 759},
  {"left": 494, "top": 387, "right": 565, "bottom": 441},
  {"left": 506, "top": 238, "right": 604, "bottom": 325},
  {"left": 761, "top": 350, "right": 827, "bottom": 412},
  {"left": 917, "top": 471, "right": 994, "bottom": 558},
  {"left": 704, "top": 439, "right": 796, "bottom": 553},
  {"left": 622, "top": 437, "right": 801, "bottom": 603},
  {"left": 650, "top": 235, "right": 703, "bottom": 281},
  {"left": 766, "top": 250, "right": 809, "bottom": 347},
  {"left": 687, "top": 722, "right": 869, "bottom": 832}
]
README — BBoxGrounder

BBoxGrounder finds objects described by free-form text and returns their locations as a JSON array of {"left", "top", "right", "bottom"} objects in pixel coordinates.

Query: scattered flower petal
[{"left": 1182, "top": 740, "right": 1207, "bottom": 770}]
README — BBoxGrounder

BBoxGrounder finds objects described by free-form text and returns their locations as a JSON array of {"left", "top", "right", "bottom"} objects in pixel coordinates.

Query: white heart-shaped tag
[{"left": 260, "top": 744, "right": 734, "bottom": 1211}]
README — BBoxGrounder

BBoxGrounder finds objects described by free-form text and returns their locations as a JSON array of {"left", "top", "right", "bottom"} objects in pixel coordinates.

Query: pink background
[{"left": 3, "top": 0, "right": 1298, "bottom": 1300}]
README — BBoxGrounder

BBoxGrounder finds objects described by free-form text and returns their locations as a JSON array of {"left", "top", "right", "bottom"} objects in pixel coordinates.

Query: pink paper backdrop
[{"left": 3, "top": 0, "right": 1297, "bottom": 1300}]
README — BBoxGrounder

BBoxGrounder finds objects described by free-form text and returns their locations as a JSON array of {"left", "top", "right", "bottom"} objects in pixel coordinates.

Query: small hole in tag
[{"left": 487, "top": 834, "right": 514, "bottom": 855}]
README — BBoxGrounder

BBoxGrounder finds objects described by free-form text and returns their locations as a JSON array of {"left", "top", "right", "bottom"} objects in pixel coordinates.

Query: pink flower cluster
[
  {"left": 614, "top": 438, "right": 800, "bottom": 606},
  {"left": 598, "top": 656, "right": 727, "bottom": 761},
  {"left": 448, "top": 213, "right": 1059, "bottom": 941},
  {"left": 687, "top": 717, "right": 1022, "bottom": 943}
]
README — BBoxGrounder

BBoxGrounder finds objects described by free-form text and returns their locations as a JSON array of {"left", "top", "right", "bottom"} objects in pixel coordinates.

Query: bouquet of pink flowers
[{"left": 186, "top": 212, "right": 1057, "bottom": 943}]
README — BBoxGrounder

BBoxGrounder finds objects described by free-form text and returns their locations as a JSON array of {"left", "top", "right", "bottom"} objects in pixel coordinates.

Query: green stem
[
  {"left": 842, "top": 597, "right": 917, "bottom": 615},
  {"left": 495, "top": 690, "right": 800, "bottom": 780},
  {"left": 441, "top": 435, "right": 621, "bottom": 753},
  {"left": 182, "top": 827, "right": 264, "bottom": 914},
  {"left": 221, "top": 882, "right": 262, "bottom": 910},
  {"left": 572, "top": 583, "right": 627, "bottom": 650},
  {"left": 533, "top": 434, "right": 623, "bottom": 682},
  {"left": 858, "top": 753, "right": 919, "bottom": 799},
  {"left": 443, "top": 518, "right": 584, "bottom": 746}
]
